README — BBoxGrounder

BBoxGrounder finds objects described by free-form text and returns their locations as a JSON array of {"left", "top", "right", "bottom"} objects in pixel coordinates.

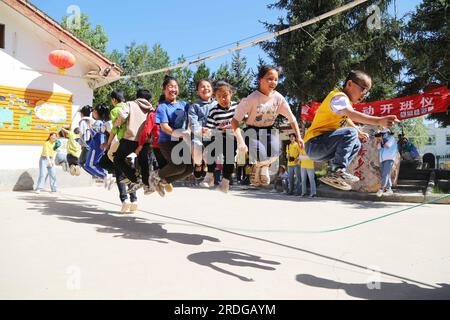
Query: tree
[
  {"left": 212, "top": 63, "right": 232, "bottom": 84},
  {"left": 61, "top": 14, "right": 109, "bottom": 54},
  {"left": 395, "top": 117, "right": 429, "bottom": 149},
  {"left": 400, "top": 0, "right": 450, "bottom": 126},
  {"left": 229, "top": 50, "right": 253, "bottom": 100},
  {"left": 261, "top": 0, "right": 401, "bottom": 108},
  {"left": 172, "top": 56, "right": 194, "bottom": 102}
]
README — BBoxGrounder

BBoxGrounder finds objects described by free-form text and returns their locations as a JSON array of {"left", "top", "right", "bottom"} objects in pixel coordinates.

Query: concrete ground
[{"left": 0, "top": 185, "right": 449, "bottom": 300}]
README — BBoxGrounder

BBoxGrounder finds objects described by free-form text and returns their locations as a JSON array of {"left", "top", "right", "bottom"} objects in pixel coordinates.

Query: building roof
[{"left": 2, "top": 0, "right": 122, "bottom": 84}]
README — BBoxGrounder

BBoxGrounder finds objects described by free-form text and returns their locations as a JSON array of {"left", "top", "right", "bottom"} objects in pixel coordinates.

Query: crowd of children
[{"left": 36, "top": 67, "right": 399, "bottom": 212}]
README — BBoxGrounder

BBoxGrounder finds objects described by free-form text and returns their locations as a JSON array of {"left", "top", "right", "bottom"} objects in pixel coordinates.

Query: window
[
  {"left": 426, "top": 135, "right": 436, "bottom": 145},
  {"left": 0, "top": 24, "right": 4, "bottom": 49},
  {"left": 447, "top": 135, "right": 450, "bottom": 145}
]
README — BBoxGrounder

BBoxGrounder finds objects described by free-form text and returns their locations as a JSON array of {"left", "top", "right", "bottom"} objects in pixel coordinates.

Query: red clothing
[{"left": 138, "top": 111, "right": 160, "bottom": 149}]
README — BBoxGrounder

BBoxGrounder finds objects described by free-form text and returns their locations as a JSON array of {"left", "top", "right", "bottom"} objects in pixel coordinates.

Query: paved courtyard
[{"left": 0, "top": 186, "right": 449, "bottom": 299}]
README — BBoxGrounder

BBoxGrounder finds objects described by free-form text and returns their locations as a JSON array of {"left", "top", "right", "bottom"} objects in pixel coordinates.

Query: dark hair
[
  {"left": 73, "top": 127, "right": 80, "bottom": 135},
  {"left": 46, "top": 132, "right": 57, "bottom": 141},
  {"left": 79, "top": 105, "right": 92, "bottom": 117},
  {"left": 94, "top": 104, "right": 110, "bottom": 121},
  {"left": 111, "top": 90, "right": 124, "bottom": 103},
  {"left": 196, "top": 79, "right": 212, "bottom": 91},
  {"left": 136, "top": 89, "right": 152, "bottom": 101},
  {"left": 213, "top": 80, "right": 235, "bottom": 94},
  {"left": 158, "top": 94, "right": 166, "bottom": 104},
  {"left": 162, "top": 75, "right": 178, "bottom": 90},
  {"left": 289, "top": 133, "right": 297, "bottom": 139},
  {"left": 344, "top": 70, "right": 371, "bottom": 87},
  {"left": 257, "top": 65, "right": 281, "bottom": 80}
]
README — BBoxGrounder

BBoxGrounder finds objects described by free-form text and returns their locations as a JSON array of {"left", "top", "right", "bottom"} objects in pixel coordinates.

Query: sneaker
[
  {"left": 259, "top": 166, "right": 270, "bottom": 185},
  {"left": 319, "top": 172, "right": 352, "bottom": 191},
  {"left": 35, "top": 189, "right": 41, "bottom": 194},
  {"left": 130, "top": 202, "right": 138, "bottom": 213},
  {"left": 62, "top": 162, "right": 69, "bottom": 172},
  {"left": 104, "top": 174, "right": 111, "bottom": 189},
  {"left": 200, "top": 173, "right": 214, "bottom": 188},
  {"left": 144, "top": 185, "right": 155, "bottom": 195},
  {"left": 217, "top": 178, "right": 230, "bottom": 193},
  {"left": 75, "top": 165, "right": 81, "bottom": 176},
  {"left": 335, "top": 168, "right": 360, "bottom": 183},
  {"left": 155, "top": 180, "right": 166, "bottom": 197},
  {"left": 127, "top": 180, "right": 144, "bottom": 194},
  {"left": 69, "top": 165, "right": 77, "bottom": 176},
  {"left": 250, "top": 166, "right": 261, "bottom": 186},
  {"left": 309, "top": 194, "right": 317, "bottom": 198},
  {"left": 384, "top": 189, "right": 394, "bottom": 196},
  {"left": 376, "top": 189, "right": 384, "bottom": 197},
  {"left": 164, "top": 183, "right": 174, "bottom": 193},
  {"left": 148, "top": 170, "right": 161, "bottom": 190},
  {"left": 121, "top": 200, "right": 132, "bottom": 213}
]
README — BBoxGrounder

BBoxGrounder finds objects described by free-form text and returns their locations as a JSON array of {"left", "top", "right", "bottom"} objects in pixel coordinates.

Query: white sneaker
[
  {"left": 376, "top": 189, "right": 384, "bottom": 197},
  {"left": 384, "top": 189, "right": 394, "bottom": 196},
  {"left": 200, "top": 173, "right": 214, "bottom": 188},
  {"left": 121, "top": 200, "right": 132, "bottom": 213},
  {"left": 75, "top": 165, "right": 81, "bottom": 176},
  {"left": 130, "top": 202, "right": 138, "bottom": 213},
  {"left": 35, "top": 189, "right": 41, "bottom": 194},
  {"left": 217, "top": 178, "right": 230, "bottom": 193},
  {"left": 259, "top": 166, "right": 270, "bottom": 185},
  {"left": 144, "top": 185, "right": 155, "bottom": 195},
  {"left": 69, "top": 165, "right": 77, "bottom": 176}
]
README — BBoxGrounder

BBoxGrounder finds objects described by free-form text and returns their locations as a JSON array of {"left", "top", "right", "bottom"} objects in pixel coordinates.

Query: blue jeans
[
  {"left": 301, "top": 168, "right": 316, "bottom": 196},
  {"left": 305, "top": 127, "right": 361, "bottom": 170},
  {"left": 287, "top": 165, "right": 301, "bottom": 194},
  {"left": 36, "top": 156, "right": 57, "bottom": 192},
  {"left": 380, "top": 160, "right": 394, "bottom": 190}
]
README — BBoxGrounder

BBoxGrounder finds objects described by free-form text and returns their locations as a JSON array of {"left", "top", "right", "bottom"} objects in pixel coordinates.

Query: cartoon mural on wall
[{"left": 0, "top": 85, "right": 72, "bottom": 144}]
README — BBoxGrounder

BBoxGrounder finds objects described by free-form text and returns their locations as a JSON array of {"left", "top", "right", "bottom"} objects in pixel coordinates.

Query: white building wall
[
  {"left": 420, "top": 124, "right": 450, "bottom": 168},
  {"left": 0, "top": 2, "right": 95, "bottom": 170}
]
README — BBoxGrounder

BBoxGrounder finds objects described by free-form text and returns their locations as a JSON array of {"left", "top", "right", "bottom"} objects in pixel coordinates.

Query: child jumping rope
[
  {"left": 304, "top": 70, "right": 399, "bottom": 191},
  {"left": 232, "top": 65, "right": 303, "bottom": 186}
]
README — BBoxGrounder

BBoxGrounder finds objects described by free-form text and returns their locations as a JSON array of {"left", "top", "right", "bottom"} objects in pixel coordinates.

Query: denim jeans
[
  {"left": 287, "top": 165, "right": 301, "bottom": 194},
  {"left": 301, "top": 168, "right": 316, "bottom": 196},
  {"left": 305, "top": 127, "right": 361, "bottom": 170},
  {"left": 36, "top": 156, "right": 57, "bottom": 192},
  {"left": 380, "top": 160, "right": 394, "bottom": 191}
]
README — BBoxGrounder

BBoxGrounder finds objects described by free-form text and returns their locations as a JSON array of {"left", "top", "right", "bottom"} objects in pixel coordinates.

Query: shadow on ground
[
  {"left": 296, "top": 274, "right": 450, "bottom": 300},
  {"left": 20, "top": 195, "right": 220, "bottom": 246},
  {"left": 188, "top": 250, "right": 280, "bottom": 282}
]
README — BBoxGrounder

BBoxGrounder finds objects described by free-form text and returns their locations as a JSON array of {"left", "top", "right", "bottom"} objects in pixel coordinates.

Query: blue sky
[{"left": 31, "top": 0, "right": 423, "bottom": 74}]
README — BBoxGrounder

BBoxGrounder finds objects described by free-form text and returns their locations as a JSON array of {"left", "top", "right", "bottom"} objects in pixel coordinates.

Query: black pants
[
  {"left": 98, "top": 153, "right": 115, "bottom": 174},
  {"left": 159, "top": 141, "right": 193, "bottom": 184},
  {"left": 153, "top": 147, "right": 168, "bottom": 170},
  {"left": 115, "top": 166, "right": 137, "bottom": 203},
  {"left": 113, "top": 139, "right": 150, "bottom": 186},
  {"left": 67, "top": 154, "right": 79, "bottom": 167},
  {"left": 204, "top": 134, "right": 236, "bottom": 181}
]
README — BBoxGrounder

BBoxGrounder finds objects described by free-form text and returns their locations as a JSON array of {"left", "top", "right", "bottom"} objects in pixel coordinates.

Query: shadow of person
[
  {"left": 296, "top": 274, "right": 450, "bottom": 300},
  {"left": 20, "top": 195, "right": 220, "bottom": 246},
  {"left": 188, "top": 250, "right": 280, "bottom": 282}
]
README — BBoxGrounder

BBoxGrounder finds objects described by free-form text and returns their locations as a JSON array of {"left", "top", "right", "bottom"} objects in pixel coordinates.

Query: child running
[
  {"left": 203, "top": 81, "right": 238, "bottom": 193},
  {"left": 148, "top": 75, "right": 192, "bottom": 196},
  {"left": 303, "top": 70, "right": 399, "bottom": 191},
  {"left": 61, "top": 127, "right": 82, "bottom": 176},
  {"left": 78, "top": 105, "right": 94, "bottom": 166},
  {"left": 188, "top": 79, "right": 217, "bottom": 179},
  {"left": 83, "top": 105, "right": 110, "bottom": 180},
  {"left": 232, "top": 65, "right": 303, "bottom": 186}
]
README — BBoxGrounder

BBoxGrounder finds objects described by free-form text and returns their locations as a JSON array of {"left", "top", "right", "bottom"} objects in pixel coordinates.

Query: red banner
[{"left": 301, "top": 86, "right": 450, "bottom": 122}]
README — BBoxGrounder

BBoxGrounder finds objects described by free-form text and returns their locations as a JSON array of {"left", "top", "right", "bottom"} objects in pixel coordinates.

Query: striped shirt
[{"left": 206, "top": 102, "right": 237, "bottom": 132}]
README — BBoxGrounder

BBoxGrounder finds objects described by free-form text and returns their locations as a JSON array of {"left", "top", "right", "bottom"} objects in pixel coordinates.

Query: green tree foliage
[
  {"left": 61, "top": 14, "right": 109, "bottom": 54},
  {"left": 229, "top": 50, "right": 253, "bottom": 100},
  {"left": 261, "top": 0, "right": 401, "bottom": 108},
  {"left": 400, "top": 0, "right": 450, "bottom": 126}
]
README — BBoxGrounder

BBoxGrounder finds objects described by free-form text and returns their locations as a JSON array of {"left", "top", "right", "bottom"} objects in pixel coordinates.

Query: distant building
[{"left": 419, "top": 124, "right": 450, "bottom": 169}]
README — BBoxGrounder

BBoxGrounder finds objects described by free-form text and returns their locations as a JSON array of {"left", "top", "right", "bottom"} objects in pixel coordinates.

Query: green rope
[{"left": 211, "top": 193, "right": 450, "bottom": 234}]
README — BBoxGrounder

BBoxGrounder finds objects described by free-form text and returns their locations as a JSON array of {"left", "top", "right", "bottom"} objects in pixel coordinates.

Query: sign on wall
[{"left": 0, "top": 85, "right": 72, "bottom": 144}]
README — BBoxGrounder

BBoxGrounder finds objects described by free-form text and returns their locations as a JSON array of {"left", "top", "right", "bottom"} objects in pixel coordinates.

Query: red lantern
[{"left": 48, "top": 50, "right": 76, "bottom": 74}]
